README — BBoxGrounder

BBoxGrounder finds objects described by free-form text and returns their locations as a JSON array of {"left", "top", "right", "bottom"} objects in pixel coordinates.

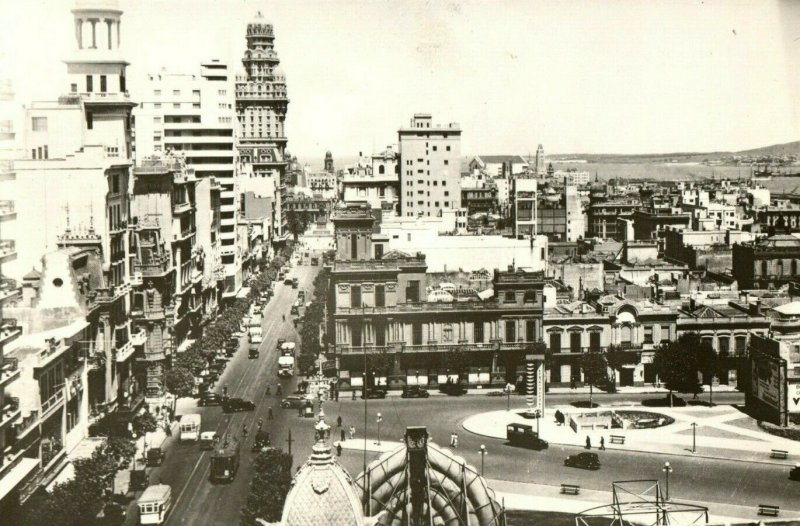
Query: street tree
[
  {"left": 580, "top": 348, "right": 609, "bottom": 408},
  {"left": 696, "top": 340, "right": 718, "bottom": 405},
  {"left": 165, "top": 366, "right": 196, "bottom": 398},
  {"left": 286, "top": 211, "right": 307, "bottom": 242},
  {"left": 132, "top": 410, "right": 158, "bottom": 437},
  {"left": 653, "top": 334, "right": 702, "bottom": 406},
  {"left": 240, "top": 448, "right": 294, "bottom": 525}
]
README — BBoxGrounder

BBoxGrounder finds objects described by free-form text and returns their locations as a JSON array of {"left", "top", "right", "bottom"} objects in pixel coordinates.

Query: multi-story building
[
  {"left": 12, "top": 0, "right": 136, "bottom": 419},
  {"left": 324, "top": 150, "right": 334, "bottom": 173},
  {"left": 398, "top": 114, "right": 461, "bottom": 218},
  {"left": 327, "top": 205, "right": 545, "bottom": 390},
  {"left": 341, "top": 147, "right": 400, "bottom": 212},
  {"left": 461, "top": 185, "right": 498, "bottom": 217},
  {"left": 235, "top": 12, "right": 290, "bottom": 239},
  {"left": 632, "top": 208, "right": 691, "bottom": 253},
  {"left": 511, "top": 177, "right": 537, "bottom": 237},
  {"left": 533, "top": 144, "right": 546, "bottom": 176},
  {"left": 732, "top": 235, "right": 800, "bottom": 290},
  {"left": 467, "top": 155, "right": 528, "bottom": 177},
  {"left": 587, "top": 198, "right": 640, "bottom": 240},
  {"left": 132, "top": 61, "right": 240, "bottom": 297},
  {"left": 130, "top": 155, "right": 204, "bottom": 403},
  {"left": 284, "top": 191, "right": 334, "bottom": 226},
  {"left": 304, "top": 171, "right": 337, "bottom": 200}
]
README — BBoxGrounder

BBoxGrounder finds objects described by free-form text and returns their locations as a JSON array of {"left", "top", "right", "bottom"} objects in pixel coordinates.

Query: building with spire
[
  {"left": 533, "top": 144, "right": 546, "bottom": 176},
  {"left": 235, "top": 12, "right": 291, "bottom": 240},
  {"left": 324, "top": 151, "right": 334, "bottom": 174}
]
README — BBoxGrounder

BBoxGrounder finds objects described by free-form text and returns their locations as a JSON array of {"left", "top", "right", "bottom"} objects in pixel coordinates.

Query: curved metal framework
[
  {"left": 355, "top": 427, "right": 506, "bottom": 526},
  {"left": 575, "top": 480, "right": 709, "bottom": 526}
]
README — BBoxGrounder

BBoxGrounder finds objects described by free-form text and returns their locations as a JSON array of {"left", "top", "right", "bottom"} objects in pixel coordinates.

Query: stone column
[
  {"left": 117, "top": 20, "right": 121, "bottom": 47},
  {"left": 75, "top": 18, "right": 83, "bottom": 48},
  {"left": 105, "top": 19, "right": 112, "bottom": 50},
  {"left": 90, "top": 19, "right": 97, "bottom": 48}
]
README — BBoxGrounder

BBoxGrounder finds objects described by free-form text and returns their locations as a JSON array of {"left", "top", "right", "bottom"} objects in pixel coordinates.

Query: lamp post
[
  {"left": 376, "top": 412, "right": 383, "bottom": 446},
  {"left": 690, "top": 422, "right": 697, "bottom": 453},
  {"left": 506, "top": 382, "right": 512, "bottom": 411},
  {"left": 479, "top": 445, "right": 487, "bottom": 476},
  {"left": 662, "top": 461, "right": 672, "bottom": 500}
]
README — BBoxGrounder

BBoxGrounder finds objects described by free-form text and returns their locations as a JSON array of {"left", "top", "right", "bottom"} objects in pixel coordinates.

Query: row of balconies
[
  {"left": 336, "top": 341, "right": 540, "bottom": 356},
  {"left": 134, "top": 254, "right": 172, "bottom": 277},
  {"left": 1, "top": 318, "right": 22, "bottom": 345},
  {"left": 0, "top": 357, "right": 20, "bottom": 387},
  {"left": 0, "top": 277, "right": 20, "bottom": 304}
]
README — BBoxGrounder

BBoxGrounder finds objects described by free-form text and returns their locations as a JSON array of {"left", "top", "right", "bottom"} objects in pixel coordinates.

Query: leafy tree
[
  {"left": 286, "top": 211, "right": 307, "bottom": 242},
  {"left": 240, "top": 448, "right": 294, "bottom": 525},
  {"left": 100, "top": 437, "right": 136, "bottom": 471},
  {"left": 580, "top": 348, "right": 608, "bottom": 408},
  {"left": 366, "top": 350, "right": 394, "bottom": 384},
  {"left": 696, "top": 340, "right": 718, "bottom": 405},
  {"left": 165, "top": 366, "right": 196, "bottom": 398},
  {"left": 653, "top": 333, "right": 702, "bottom": 405},
  {"left": 605, "top": 344, "right": 637, "bottom": 393},
  {"left": 132, "top": 410, "right": 158, "bottom": 437}
]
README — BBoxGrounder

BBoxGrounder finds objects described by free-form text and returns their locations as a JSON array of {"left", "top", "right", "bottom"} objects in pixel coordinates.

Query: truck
[
  {"left": 280, "top": 342, "right": 296, "bottom": 357},
  {"left": 179, "top": 414, "right": 202, "bottom": 442},
  {"left": 138, "top": 484, "right": 172, "bottom": 525},
  {"left": 278, "top": 355, "right": 295, "bottom": 377},
  {"left": 209, "top": 436, "right": 240, "bottom": 483},
  {"left": 248, "top": 325, "right": 263, "bottom": 345}
]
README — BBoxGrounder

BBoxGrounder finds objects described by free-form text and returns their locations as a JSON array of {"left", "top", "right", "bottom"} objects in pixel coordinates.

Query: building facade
[
  {"left": 398, "top": 114, "right": 461, "bottom": 218},
  {"left": 732, "top": 235, "right": 800, "bottom": 290}
]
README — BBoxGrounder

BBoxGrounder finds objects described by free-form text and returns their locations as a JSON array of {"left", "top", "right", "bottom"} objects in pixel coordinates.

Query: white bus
[
  {"left": 179, "top": 414, "right": 201, "bottom": 442},
  {"left": 139, "top": 484, "right": 172, "bottom": 525}
]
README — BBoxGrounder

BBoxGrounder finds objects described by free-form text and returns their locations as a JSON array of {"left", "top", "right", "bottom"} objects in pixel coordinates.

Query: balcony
[
  {"left": 0, "top": 277, "right": 20, "bottom": 305},
  {"left": 40, "top": 389, "right": 64, "bottom": 419},
  {"left": 336, "top": 341, "right": 541, "bottom": 356},
  {"left": 35, "top": 339, "right": 70, "bottom": 370},
  {"left": 130, "top": 329, "right": 147, "bottom": 346},
  {"left": 0, "top": 200, "right": 15, "bottom": 221},
  {"left": 133, "top": 254, "right": 172, "bottom": 277},
  {"left": 115, "top": 340, "right": 136, "bottom": 362},
  {"left": 336, "top": 300, "right": 543, "bottom": 316},
  {"left": 79, "top": 91, "right": 133, "bottom": 105},
  {"left": 173, "top": 226, "right": 196, "bottom": 243},
  {"left": 0, "top": 240, "right": 16, "bottom": 263},
  {"left": 87, "top": 282, "right": 130, "bottom": 310},
  {"left": 0, "top": 448, "right": 39, "bottom": 494},
  {"left": 173, "top": 201, "right": 193, "bottom": 215},
  {"left": 0, "top": 357, "right": 20, "bottom": 388},
  {"left": 142, "top": 308, "right": 166, "bottom": 321},
  {"left": 0, "top": 318, "right": 21, "bottom": 346},
  {"left": 0, "top": 396, "right": 20, "bottom": 430}
]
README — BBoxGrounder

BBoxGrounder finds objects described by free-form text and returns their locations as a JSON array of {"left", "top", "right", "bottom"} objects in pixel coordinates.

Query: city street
[{"left": 134, "top": 258, "right": 323, "bottom": 526}]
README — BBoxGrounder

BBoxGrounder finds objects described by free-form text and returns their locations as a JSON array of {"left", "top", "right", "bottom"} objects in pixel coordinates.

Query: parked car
[
  {"left": 222, "top": 398, "right": 256, "bottom": 413},
  {"left": 199, "top": 431, "right": 219, "bottom": 450},
  {"left": 146, "top": 447, "right": 165, "bottom": 467},
  {"left": 401, "top": 386, "right": 430, "bottom": 398},
  {"left": 292, "top": 278, "right": 299, "bottom": 288},
  {"left": 361, "top": 388, "right": 387, "bottom": 399},
  {"left": 281, "top": 395, "right": 313, "bottom": 409},
  {"left": 284, "top": 278, "right": 293, "bottom": 285},
  {"left": 564, "top": 452, "right": 600, "bottom": 470},
  {"left": 439, "top": 382, "right": 467, "bottom": 396},
  {"left": 791, "top": 464, "right": 800, "bottom": 481},
  {"left": 506, "top": 423, "right": 549, "bottom": 450},
  {"left": 199, "top": 392, "right": 222, "bottom": 407}
]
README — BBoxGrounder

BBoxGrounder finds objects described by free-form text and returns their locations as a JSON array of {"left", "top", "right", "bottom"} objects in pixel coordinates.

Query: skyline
[{"left": 0, "top": 0, "right": 798, "bottom": 159}]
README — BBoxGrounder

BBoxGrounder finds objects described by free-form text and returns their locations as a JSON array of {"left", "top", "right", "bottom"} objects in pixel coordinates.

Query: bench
[
  {"left": 560, "top": 484, "right": 580, "bottom": 495},
  {"left": 609, "top": 435, "right": 626, "bottom": 445},
  {"left": 770, "top": 449, "right": 788, "bottom": 460},
  {"left": 758, "top": 504, "right": 779, "bottom": 517}
]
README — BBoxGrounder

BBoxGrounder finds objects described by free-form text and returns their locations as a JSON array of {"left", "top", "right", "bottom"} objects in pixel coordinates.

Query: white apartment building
[
  {"left": 132, "top": 61, "right": 243, "bottom": 296},
  {"left": 341, "top": 146, "right": 400, "bottom": 212},
  {"left": 398, "top": 114, "right": 461, "bottom": 218}
]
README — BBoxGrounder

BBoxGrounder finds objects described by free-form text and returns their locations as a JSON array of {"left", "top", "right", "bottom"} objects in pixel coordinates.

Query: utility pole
[
  {"left": 286, "top": 428, "right": 293, "bottom": 455},
  {"left": 691, "top": 422, "right": 697, "bottom": 453}
]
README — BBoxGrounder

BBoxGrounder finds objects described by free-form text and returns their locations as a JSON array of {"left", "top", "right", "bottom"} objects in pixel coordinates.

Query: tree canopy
[
  {"left": 653, "top": 333, "right": 703, "bottom": 397},
  {"left": 240, "top": 448, "right": 294, "bottom": 525}
]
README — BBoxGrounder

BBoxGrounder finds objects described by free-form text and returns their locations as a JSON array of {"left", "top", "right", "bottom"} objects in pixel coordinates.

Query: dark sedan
[
  {"left": 222, "top": 397, "right": 256, "bottom": 413},
  {"left": 361, "top": 388, "right": 387, "bottom": 399},
  {"left": 401, "top": 386, "right": 429, "bottom": 398},
  {"left": 199, "top": 392, "right": 222, "bottom": 407},
  {"left": 564, "top": 452, "right": 600, "bottom": 470}
]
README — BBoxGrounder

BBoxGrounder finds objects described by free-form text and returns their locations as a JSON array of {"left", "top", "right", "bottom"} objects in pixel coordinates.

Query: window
[
  {"left": 412, "top": 323, "right": 423, "bottom": 345},
  {"left": 350, "top": 285, "right": 362, "bottom": 309},
  {"left": 590, "top": 332, "right": 601, "bottom": 351},
  {"left": 173, "top": 103, "right": 180, "bottom": 109},
  {"left": 444, "top": 160, "right": 449, "bottom": 165},
  {"left": 351, "top": 322, "right": 362, "bottom": 347},
  {"left": 526, "top": 320, "right": 535, "bottom": 342},
  {"left": 433, "top": 146, "right": 438, "bottom": 151},
  {"left": 570, "top": 332, "right": 581, "bottom": 353},
  {"left": 474, "top": 322, "right": 484, "bottom": 343},
  {"left": 70, "top": 83, "right": 77, "bottom": 93},
  {"left": 120, "top": 74, "right": 126, "bottom": 92},
  {"left": 193, "top": 103, "right": 200, "bottom": 109},
  {"left": 218, "top": 89, "right": 227, "bottom": 96},
  {"left": 375, "top": 285, "right": 385, "bottom": 307},
  {"left": 446, "top": 145, "right": 451, "bottom": 151},
  {"left": 350, "top": 233, "right": 358, "bottom": 259},
  {"left": 43, "top": 145, "right": 48, "bottom": 159},
  {"left": 31, "top": 149, "right": 35, "bottom": 159},
  {"left": 504, "top": 291, "right": 515, "bottom": 303},
  {"left": 192, "top": 90, "right": 200, "bottom": 96},
  {"left": 379, "top": 165, "right": 385, "bottom": 174},
  {"left": 550, "top": 332, "right": 561, "bottom": 352},
  {"left": 154, "top": 103, "right": 161, "bottom": 109},
  {"left": 153, "top": 116, "right": 162, "bottom": 123},
  {"left": 505, "top": 321, "right": 516, "bottom": 343},
  {"left": 406, "top": 280, "right": 420, "bottom": 303},
  {"left": 31, "top": 117, "right": 47, "bottom": 132},
  {"left": 86, "top": 75, "right": 93, "bottom": 92},
  {"left": 100, "top": 75, "right": 107, "bottom": 92},
  {"left": 719, "top": 337, "right": 730, "bottom": 356},
  {"left": 644, "top": 326, "right": 653, "bottom": 344},
  {"left": 86, "top": 111, "right": 93, "bottom": 130},
  {"left": 443, "top": 324, "right": 453, "bottom": 342},
  {"left": 444, "top": 191, "right": 449, "bottom": 196},
  {"left": 154, "top": 89, "right": 161, "bottom": 96},
  {"left": 173, "top": 89, "right": 180, "bottom": 96}
]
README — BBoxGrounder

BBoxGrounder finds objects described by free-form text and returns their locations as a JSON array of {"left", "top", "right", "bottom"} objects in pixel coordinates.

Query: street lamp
[
  {"left": 505, "top": 383, "right": 512, "bottom": 411},
  {"left": 690, "top": 422, "right": 697, "bottom": 453},
  {"left": 376, "top": 412, "right": 383, "bottom": 446},
  {"left": 662, "top": 461, "right": 672, "bottom": 500},
  {"left": 479, "top": 445, "right": 487, "bottom": 476}
]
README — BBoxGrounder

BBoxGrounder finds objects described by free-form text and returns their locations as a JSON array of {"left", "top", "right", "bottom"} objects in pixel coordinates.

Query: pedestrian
[
  {"left": 277, "top": 384, "right": 283, "bottom": 396},
  {"left": 600, "top": 436, "right": 605, "bottom": 450},
  {"left": 570, "top": 378, "right": 576, "bottom": 390},
  {"left": 298, "top": 406, "right": 303, "bottom": 417},
  {"left": 351, "top": 390, "right": 356, "bottom": 400},
  {"left": 268, "top": 407, "right": 274, "bottom": 420},
  {"left": 585, "top": 436, "right": 591, "bottom": 449},
  {"left": 340, "top": 428, "right": 346, "bottom": 443},
  {"left": 349, "top": 425, "right": 355, "bottom": 439},
  {"left": 453, "top": 433, "right": 459, "bottom": 449},
  {"left": 337, "top": 415, "right": 342, "bottom": 428},
  {"left": 283, "top": 314, "right": 286, "bottom": 322},
  {"left": 266, "top": 385, "right": 271, "bottom": 395},
  {"left": 450, "top": 433, "right": 456, "bottom": 448},
  {"left": 257, "top": 418, "right": 263, "bottom": 430},
  {"left": 164, "top": 422, "right": 172, "bottom": 437},
  {"left": 335, "top": 389, "right": 339, "bottom": 402},
  {"left": 336, "top": 443, "right": 342, "bottom": 456},
  {"left": 243, "top": 424, "right": 248, "bottom": 439}
]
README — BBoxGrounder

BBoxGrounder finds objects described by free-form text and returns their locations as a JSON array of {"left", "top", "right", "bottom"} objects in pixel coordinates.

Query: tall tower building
[
  {"left": 398, "top": 114, "right": 461, "bottom": 218},
  {"left": 324, "top": 150, "right": 334, "bottom": 173},
  {"left": 534, "top": 144, "right": 546, "bottom": 176},
  {"left": 235, "top": 12, "right": 290, "bottom": 239}
]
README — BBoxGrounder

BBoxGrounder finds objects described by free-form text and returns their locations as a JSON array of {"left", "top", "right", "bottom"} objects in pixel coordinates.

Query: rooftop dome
[
  {"left": 273, "top": 65, "right": 286, "bottom": 80},
  {"left": 281, "top": 412, "right": 365, "bottom": 526}
]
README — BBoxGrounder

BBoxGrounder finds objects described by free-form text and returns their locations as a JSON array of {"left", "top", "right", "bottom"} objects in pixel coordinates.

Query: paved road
[
  {"left": 328, "top": 394, "right": 800, "bottom": 513},
  {"left": 139, "top": 258, "right": 322, "bottom": 526}
]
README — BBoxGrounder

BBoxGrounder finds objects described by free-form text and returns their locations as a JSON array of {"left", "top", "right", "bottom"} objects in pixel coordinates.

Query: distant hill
[{"left": 550, "top": 140, "right": 800, "bottom": 164}]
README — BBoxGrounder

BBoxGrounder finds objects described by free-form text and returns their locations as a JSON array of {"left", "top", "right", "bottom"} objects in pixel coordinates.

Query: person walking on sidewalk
[
  {"left": 336, "top": 443, "right": 342, "bottom": 457},
  {"left": 600, "top": 436, "right": 605, "bottom": 450},
  {"left": 585, "top": 435, "right": 591, "bottom": 449},
  {"left": 453, "top": 433, "right": 459, "bottom": 449},
  {"left": 268, "top": 407, "right": 274, "bottom": 420},
  {"left": 337, "top": 415, "right": 342, "bottom": 428},
  {"left": 340, "top": 428, "right": 346, "bottom": 443},
  {"left": 349, "top": 425, "right": 356, "bottom": 440}
]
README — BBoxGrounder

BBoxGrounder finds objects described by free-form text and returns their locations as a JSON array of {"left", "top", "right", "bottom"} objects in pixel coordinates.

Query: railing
[
  {"left": 0, "top": 200, "right": 14, "bottom": 216},
  {"left": 1, "top": 318, "right": 21, "bottom": 340},
  {"left": 130, "top": 329, "right": 147, "bottom": 346},
  {"left": 336, "top": 300, "right": 541, "bottom": 315},
  {"left": 2, "top": 396, "right": 19, "bottom": 415},
  {"left": 0, "top": 278, "right": 20, "bottom": 302},
  {"left": 336, "top": 341, "right": 541, "bottom": 355},
  {"left": 36, "top": 340, "right": 69, "bottom": 366},
  {"left": 115, "top": 340, "right": 136, "bottom": 362},
  {"left": 0, "top": 239, "right": 16, "bottom": 255},
  {"left": 79, "top": 91, "right": 131, "bottom": 102},
  {"left": 134, "top": 254, "right": 171, "bottom": 276},
  {"left": 40, "top": 389, "right": 64, "bottom": 417},
  {"left": 173, "top": 201, "right": 193, "bottom": 215},
  {"left": 0, "top": 357, "right": 19, "bottom": 384},
  {"left": 143, "top": 308, "right": 166, "bottom": 320}
]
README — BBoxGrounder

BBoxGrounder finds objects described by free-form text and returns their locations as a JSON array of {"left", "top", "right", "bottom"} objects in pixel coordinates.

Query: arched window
[{"left": 379, "top": 165, "right": 385, "bottom": 175}]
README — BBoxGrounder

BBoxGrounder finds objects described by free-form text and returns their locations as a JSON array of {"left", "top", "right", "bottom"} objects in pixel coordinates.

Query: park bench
[
  {"left": 609, "top": 435, "right": 626, "bottom": 445},
  {"left": 560, "top": 484, "right": 580, "bottom": 495},
  {"left": 758, "top": 504, "right": 779, "bottom": 517},
  {"left": 770, "top": 449, "right": 788, "bottom": 460}
]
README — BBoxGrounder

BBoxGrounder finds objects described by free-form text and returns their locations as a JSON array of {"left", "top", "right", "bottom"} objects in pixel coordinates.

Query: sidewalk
[
  {"left": 462, "top": 405, "right": 800, "bottom": 466},
  {"left": 344, "top": 384, "right": 740, "bottom": 397}
]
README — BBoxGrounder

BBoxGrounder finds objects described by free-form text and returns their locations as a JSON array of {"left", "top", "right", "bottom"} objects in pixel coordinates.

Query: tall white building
[
  {"left": 132, "top": 62, "right": 243, "bottom": 296},
  {"left": 534, "top": 144, "right": 546, "bottom": 176},
  {"left": 398, "top": 114, "right": 461, "bottom": 218}
]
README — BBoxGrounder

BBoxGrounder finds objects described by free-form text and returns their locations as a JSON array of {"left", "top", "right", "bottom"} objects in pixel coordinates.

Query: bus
[
  {"left": 210, "top": 436, "right": 240, "bottom": 483},
  {"left": 179, "top": 414, "right": 201, "bottom": 442},
  {"left": 138, "top": 484, "right": 172, "bottom": 525}
]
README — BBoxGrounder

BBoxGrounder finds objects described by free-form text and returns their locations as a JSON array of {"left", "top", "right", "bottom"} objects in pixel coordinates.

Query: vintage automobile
[
  {"left": 221, "top": 398, "right": 256, "bottom": 413},
  {"left": 199, "top": 431, "right": 219, "bottom": 450},
  {"left": 146, "top": 446, "right": 166, "bottom": 467},
  {"left": 401, "top": 386, "right": 430, "bottom": 398},
  {"left": 506, "top": 423, "right": 549, "bottom": 450},
  {"left": 281, "top": 395, "right": 313, "bottom": 409},
  {"left": 361, "top": 387, "right": 387, "bottom": 399},
  {"left": 564, "top": 452, "right": 601, "bottom": 470},
  {"left": 199, "top": 392, "right": 222, "bottom": 407}
]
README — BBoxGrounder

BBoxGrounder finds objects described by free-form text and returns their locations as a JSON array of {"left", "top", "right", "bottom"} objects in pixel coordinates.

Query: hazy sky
[{"left": 1, "top": 0, "right": 798, "bottom": 160}]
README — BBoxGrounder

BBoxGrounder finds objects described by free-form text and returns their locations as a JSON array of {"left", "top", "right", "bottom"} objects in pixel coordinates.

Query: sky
[{"left": 1, "top": 0, "right": 798, "bottom": 161}]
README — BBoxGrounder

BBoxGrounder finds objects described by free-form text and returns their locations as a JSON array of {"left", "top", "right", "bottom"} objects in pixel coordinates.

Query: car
[
  {"left": 199, "top": 431, "right": 219, "bottom": 450},
  {"left": 791, "top": 464, "right": 800, "bottom": 481},
  {"left": 281, "top": 395, "right": 313, "bottom": 409},
  {"left": 564, "top": 452, "right": 600, "bottom": 470},
  {"left": 292, "top": 278, "right": 299, "bottom": 288},
  {"left": 222, "top": 398, "right": 256, "bottom": 413},
  {"left": 248, "top": 348, "right": 259, "bottom": 359},
  {"left": 284, "top": 278, "right": 293, "bottom": 285},
  {"left": 506, "top": 423, "right": 549, "bottom": 450},
  {"left": 199, "top": 392, "right": 222, "bottom": 407},
  {"left": 361, "top": 388, "right": 387, "bottom": 399},
  {"left": 439, "top": 382, "right": 467, "bottom": 396},
  {"left": 146, "top": 447, "right": 165, "bottom": 467},
  {"left": 401, "top": 386, "right": 430, "bottom": 398}
]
